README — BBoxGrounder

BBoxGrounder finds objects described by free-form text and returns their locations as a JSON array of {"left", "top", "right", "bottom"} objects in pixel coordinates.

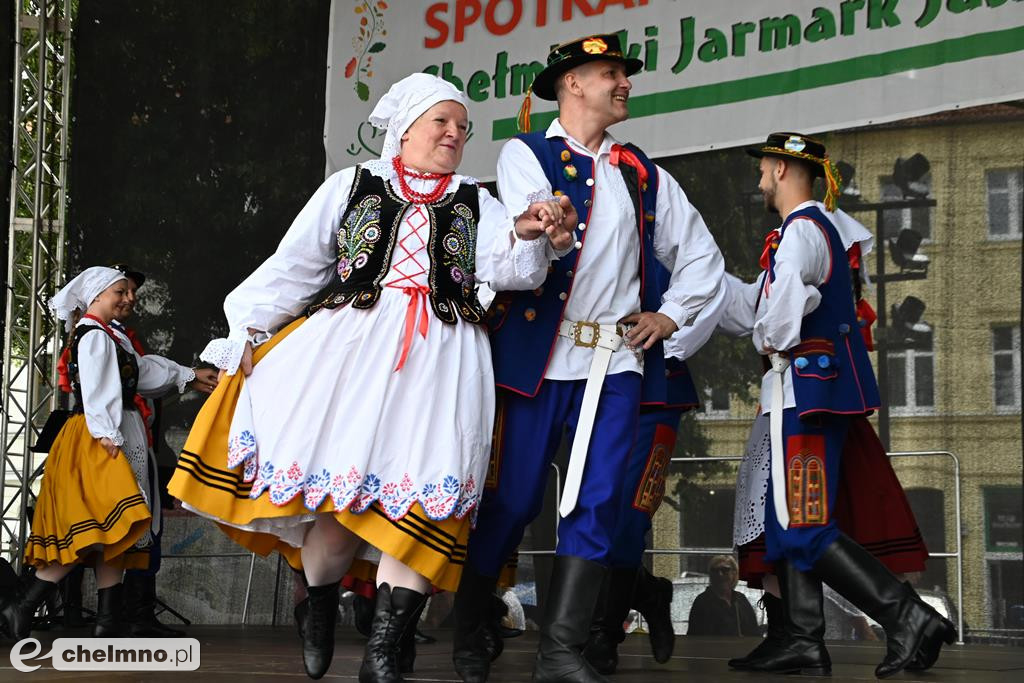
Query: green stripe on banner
[{"left": 491, "top": 25, "right": 1024, "bottom": 140}]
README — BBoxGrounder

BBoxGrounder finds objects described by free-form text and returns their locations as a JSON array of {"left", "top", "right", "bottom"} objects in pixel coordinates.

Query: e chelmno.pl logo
[{"left": 9, "top": 637, "right": 201, "bottom": 672}]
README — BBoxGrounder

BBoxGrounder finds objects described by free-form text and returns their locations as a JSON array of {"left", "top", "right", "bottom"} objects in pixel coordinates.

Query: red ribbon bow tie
[
  {"left": 609, "top": 144, "right": 648, "bottom": 188},
  {"left": 759, "top": 230, "right": 780, "bottom": 271}
]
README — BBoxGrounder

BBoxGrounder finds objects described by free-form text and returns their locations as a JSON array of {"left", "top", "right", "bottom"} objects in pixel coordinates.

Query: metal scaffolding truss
[{"left": 1, "top": 0, "right": 72, "bottom": 566}]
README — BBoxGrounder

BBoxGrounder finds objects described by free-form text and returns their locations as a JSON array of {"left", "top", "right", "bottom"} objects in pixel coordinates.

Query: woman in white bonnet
[
  {"left": 168, "top": 73, "right": 575, "bottom": 680},
  {"left": 0, "top": 267, "right": 196, "bottom": 640}
]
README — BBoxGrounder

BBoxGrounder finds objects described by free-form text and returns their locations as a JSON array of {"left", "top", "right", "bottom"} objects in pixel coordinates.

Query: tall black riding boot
[
  {"left": 745, "top": 561, "right": 831, "bottom": 676},
  {"left": 812, "top": 534, "right": 956, "bottom": 679},
  {"left": 533, "top": 555, "right": 608, "bottom": 683},
  {"left": 358, "top": 583, "right": 426, "bottom": 683},
  {"left": 452, "top": 565, "right": 501, "bottom": 683},
  {"left": 397, "top": 593, "right": 428, "bottom": 673},
  {"left": 583, "top": 567, "right": 637, "bottom": 674},
  {"left": 302, "top": 583, "right": 339, "bottom": 679},
  {"left": 123, "top": 572, "right": 185, "bottom": 637},
  {"left": 632, "top": 566, "right": 676, "bottom": 663},
  {"left": 0, "top": 574, "right": 59, "bottom": 640},
  {"left": 728, "top": 592, "right": 785, "bottom": 670},
  {"left": 93, "top": 584, "right": 126, "bottom": 638}
]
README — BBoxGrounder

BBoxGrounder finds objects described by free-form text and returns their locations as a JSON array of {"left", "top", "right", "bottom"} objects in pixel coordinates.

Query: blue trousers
[
  {"left": 607, "top": 408, "right": 682, "bottom": 568},
  {"left": 764, "top": 409, "right": 849, "bottom": 571},
  {"left": 467, "top": 373, "right": 642, "bottom": 577}
]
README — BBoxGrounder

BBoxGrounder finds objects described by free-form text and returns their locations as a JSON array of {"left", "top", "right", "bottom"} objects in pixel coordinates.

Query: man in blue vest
[
  {"left": 730, "top": 133, "right": 956, "bottom": 678},
  {"left": 452, "top": 34, "right": 725, "bottom": 683}
]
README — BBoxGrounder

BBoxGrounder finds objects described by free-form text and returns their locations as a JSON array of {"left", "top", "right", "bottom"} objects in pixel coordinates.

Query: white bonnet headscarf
[
  {"left": 369, "top": 73, "right": 470, "bottom": 163},
  {"left": 49, "top": 266, "right": 128, "bottom": 331}
]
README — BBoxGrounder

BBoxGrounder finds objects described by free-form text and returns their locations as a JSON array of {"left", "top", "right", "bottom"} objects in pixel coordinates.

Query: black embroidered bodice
[
  {"left": 308, "top": 165, "right": 486, "bottom": 324},
  {"left": 68, "top": 324, "right": 139, "bottom": 413}
]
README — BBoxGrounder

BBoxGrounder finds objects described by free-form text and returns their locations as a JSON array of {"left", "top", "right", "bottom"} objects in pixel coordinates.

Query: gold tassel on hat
[
  {"left": 823, "top": 158, "right": 842, "bottom": 212},
  {"left": 516, "top": 85, "right": 533, "bottom": 134}
]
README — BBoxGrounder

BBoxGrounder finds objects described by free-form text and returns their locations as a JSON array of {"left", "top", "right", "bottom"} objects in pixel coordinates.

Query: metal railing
[{"left": 514, "top": 451, "right": 965, "bottom": 645}]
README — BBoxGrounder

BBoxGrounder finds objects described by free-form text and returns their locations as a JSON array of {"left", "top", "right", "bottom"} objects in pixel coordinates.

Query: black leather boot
[
  {"left": 745, "top": 562, "right": 831, "bottom": 676},
  {"left": 583, "top": 567, "right": 638, "bottom": 674},
  {"left": 358, "top": 583, "right": 426, "bottom": 683},
  {"left": 93, "top": 584, "right": 126, "bottom": 637},
  {"left": 397, "top": 593, "right": 428, "bottom": 673},
  {"left": 452, "top": 565, "right": 501, "bottom": 683},
  {"left": 533, "top": 555, "right": 608, "bottom": 683},
  {"left": 294, "top": 596, "right": 309, "bottom": 640},
  {"left": 0, "top": 574, "right": 58, "bottom": 640},
  {"left": 302, "top": 583, "right": 339, "bottom": 680},
  {"left": 632, "top": 566, "right": 675, "bottom": 664},
  {"left": 728, "top": 592, "right": 785, "bottom": 670},
  {"left": 123, "top": 572, "right": 185, "bottom": 637},
  {"left": 812, "top": 534, "right": 956, "bottom": 678}
]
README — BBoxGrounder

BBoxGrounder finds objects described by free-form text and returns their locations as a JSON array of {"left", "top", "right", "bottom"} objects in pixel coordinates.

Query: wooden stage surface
[{"left": 1, "top": 627, "right": 1022, "bottom": 681}]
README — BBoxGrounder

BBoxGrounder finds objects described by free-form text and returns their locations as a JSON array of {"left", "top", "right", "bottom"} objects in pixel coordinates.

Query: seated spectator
[{"left": 687, "top": 555, "right": 760, "bottom": 636}]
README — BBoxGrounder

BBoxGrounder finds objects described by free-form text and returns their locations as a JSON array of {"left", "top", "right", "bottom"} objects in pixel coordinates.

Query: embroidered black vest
[
  {"left": 309, "top": 166, "right": 486, "bottom": 324},
  {"left": 68, "top": 325, "right": 139, "bottom": 413}
]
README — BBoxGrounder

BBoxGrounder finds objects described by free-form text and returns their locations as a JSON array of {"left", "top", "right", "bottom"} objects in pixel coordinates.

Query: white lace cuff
[
  {"left": 511, "top": 234, "right": 550, "bottom": 278},
  {"left": 200, "top": 328, "right": 252, "bottom": 375},
  {"left": 106, "top": 431, "right": 125, "bottom": 447},
  {"left": 177, "top": 367, "right": 197, "bottom": 394}
]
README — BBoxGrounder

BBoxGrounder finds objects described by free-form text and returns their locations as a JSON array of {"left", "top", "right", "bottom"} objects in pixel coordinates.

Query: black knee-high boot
[
  {"left": 358, "top": 583, "right": 426, "bottom": 683},
  {"left": 583, "top": 567, "right": 637, "bottom": 674},
  {"left": 0, "top": 574, "right": 59, "bottom": 640},
  {"left": 302, "top": 583, "right": 339, "bottom": 679},
  {"left": 745, "top": 561, "right": 831, "bottom": 676},
  {"left": 728, "top": 592, "right": 785, "bottom": 670},
  {"left": 812, "top": 534, "right": 956, "bottom": 678},
  {"left": 533, "top": 555, "right": 608, "bottom": 683},
  {"left": 632, "top": 566, "right": 676, "bottom": 663},
  {"left": 93, "top": 584, "right": 126, "bottom": 638},
  {"left": 452, "top": 565, "right": 501, "bottom": 683},
  {"left": 396, "top": 594, "right": 428, "bottom": 673}
]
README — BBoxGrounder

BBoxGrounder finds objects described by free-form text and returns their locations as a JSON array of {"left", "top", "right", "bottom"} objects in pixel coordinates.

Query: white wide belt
[
  {"left": 768, "top": 352, "right": 791, "bottom": 529},
  {"left": 556, "top": 320, "right": 626, "bottom": 517}
]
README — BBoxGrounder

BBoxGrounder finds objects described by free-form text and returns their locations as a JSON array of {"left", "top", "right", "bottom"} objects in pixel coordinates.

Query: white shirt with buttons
[{"left": 496, "top": 118, "right": 726, "bottom": 381}]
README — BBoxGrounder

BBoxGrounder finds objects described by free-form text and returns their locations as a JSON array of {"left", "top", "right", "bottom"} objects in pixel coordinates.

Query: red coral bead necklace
[{"left": 392, "top": 155, "right": 453, "bottom": 204}]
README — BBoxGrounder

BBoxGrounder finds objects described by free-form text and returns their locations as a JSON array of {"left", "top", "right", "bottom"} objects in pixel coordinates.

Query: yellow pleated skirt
[
  {"left": 24, "top": 414, "right": 152, "bottom": 570},
  {"left": 168, "top": 317, "right": 472, "bottom": 592}
]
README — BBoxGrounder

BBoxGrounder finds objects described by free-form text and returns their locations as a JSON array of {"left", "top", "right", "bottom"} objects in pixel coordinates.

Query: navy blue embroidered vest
[
  {"left": 767, "top": 205, "right": 880, "bottom": 417},
  {"left": 69, "top": 325, "right": 139, "bottom": 413},
  {"left": 488, "top": 132, "right": 698, "bottom": 408},
  {"left": 310, "top": 166, "right": 486, "bottom": 325}
]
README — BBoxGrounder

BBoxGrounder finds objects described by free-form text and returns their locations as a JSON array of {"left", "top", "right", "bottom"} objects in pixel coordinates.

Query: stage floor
[{"left": 2, "top": 627, "right": 1022, "bottom": 681}]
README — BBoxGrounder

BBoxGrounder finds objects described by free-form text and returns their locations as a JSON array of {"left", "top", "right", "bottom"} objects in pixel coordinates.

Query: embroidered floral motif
[
  {"left": 442, "top": 203, "right": 477, "bottom": 292},
  {"left": 337, "top": 194, "right": 382, "bottom": 281},
  {"left": 227, "top": 430, "right": 257, "bottom": 469},
  {"left": 248, "top": 459, "right": 481, "bottom": 521}
]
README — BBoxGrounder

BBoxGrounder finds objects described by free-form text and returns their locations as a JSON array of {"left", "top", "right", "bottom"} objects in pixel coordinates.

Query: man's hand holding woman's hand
[{"left": 514, "top": 195, "right": 579, "bottom": 251}]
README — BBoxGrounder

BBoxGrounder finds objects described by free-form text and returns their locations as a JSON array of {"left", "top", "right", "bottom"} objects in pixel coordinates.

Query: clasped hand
[{"left": 514, "top": 195, "right": 578, "bottom": 251}]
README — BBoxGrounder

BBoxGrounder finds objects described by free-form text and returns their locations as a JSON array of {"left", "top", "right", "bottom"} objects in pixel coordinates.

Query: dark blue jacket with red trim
[{"left": 487, "top": 132, "right": 698, "bottom": 408}]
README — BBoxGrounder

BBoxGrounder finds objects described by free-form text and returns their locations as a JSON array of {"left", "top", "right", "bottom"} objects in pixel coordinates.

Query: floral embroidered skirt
[
  {"left": 25, "top": 414, "right": 152, "bottom": 570},
  {"left": 168, "top": 293, "right": 494, "bottom": 591}
]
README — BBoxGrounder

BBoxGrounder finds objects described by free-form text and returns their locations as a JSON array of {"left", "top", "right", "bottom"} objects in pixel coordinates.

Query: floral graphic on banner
[{"left": 344, "top": 0, "right": 388, "bottom": 102}]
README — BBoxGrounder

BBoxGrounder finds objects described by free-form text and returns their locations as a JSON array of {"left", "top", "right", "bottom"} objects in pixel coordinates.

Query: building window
[
  {"left": 986, "top": 168, "right": 1023, "bottom": 239},
  {"left": 699, "top": 385, "right": 730, "bottom": 418},
  {"left": 880, "top": 175, "right": 932, "bottom": 240},
  {"left": 887, "top": 347, "right": 934, "bottom": 413},
  {"left": 992, "top": 324, "right": 1021, "bottom": 411},
  {"left": 983, "top": 488, "right": 1023, "bottom": 629}
]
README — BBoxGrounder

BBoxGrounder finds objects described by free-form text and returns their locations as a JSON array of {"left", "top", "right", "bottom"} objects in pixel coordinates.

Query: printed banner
[{"left": 326, "top": 0, "right": 1024, "bottom": 178}]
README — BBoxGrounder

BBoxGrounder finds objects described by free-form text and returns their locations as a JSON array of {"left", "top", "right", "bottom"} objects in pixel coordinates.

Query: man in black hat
[
  {"left": 453, "top": 34, "right": 726, "bottom": 683},
  {"left": 721, "top": 133, "right": 955, "bottom": 678}
]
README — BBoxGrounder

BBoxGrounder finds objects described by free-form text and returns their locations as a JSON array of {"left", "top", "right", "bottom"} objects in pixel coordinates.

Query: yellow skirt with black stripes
[
  {"left": 24, "top": 414, "right": 152, "bottom": 570},
  {"left": 168, "top": 317, "right": 473, "bottom": 592}
]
